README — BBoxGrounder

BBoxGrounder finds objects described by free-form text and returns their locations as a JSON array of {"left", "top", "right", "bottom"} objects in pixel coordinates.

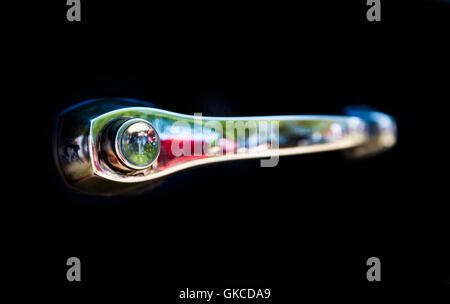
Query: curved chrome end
[{"left": 343, "top": 106, "right": 397, "bottom": 158}]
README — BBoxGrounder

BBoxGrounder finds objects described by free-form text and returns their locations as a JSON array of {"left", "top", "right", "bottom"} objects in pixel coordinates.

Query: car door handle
[{"left": 54, "top": 98, "right": 396, "bottom": 196}]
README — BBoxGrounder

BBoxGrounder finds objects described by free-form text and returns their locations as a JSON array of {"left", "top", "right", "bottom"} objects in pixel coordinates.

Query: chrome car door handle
[{"left": 54, "top": 98, "right": 396, "bottom": 196}]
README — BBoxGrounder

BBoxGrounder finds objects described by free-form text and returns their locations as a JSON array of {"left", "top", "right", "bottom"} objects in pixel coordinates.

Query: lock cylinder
[{"left": 101, "top": 118, "right": 160, "bottom": 171}]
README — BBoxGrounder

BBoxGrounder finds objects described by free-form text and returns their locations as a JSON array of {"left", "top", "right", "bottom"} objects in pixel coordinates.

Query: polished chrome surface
[
  {"left": 54, "top": 98, "right": 397, "bottom": 195},
  {"left": 115, "top": 118, "right": 160, "bottom": 170}
]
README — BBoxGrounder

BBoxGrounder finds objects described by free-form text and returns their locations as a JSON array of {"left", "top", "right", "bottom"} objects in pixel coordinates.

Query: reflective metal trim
[{"left": 54, "top": 98, "right": 397, "bottom": 195}]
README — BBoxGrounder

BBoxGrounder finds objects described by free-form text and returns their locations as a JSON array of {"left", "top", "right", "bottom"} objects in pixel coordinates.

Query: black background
[{"left": 7, "top": 0, "right": 450, "bottom": 301}]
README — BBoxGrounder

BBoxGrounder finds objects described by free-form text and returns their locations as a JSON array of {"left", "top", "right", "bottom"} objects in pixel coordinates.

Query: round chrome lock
[
  {"left": 114, "top": 118, "right": 160, "bottom": 170},
  {"left": 101, "top": 118, "right": 160, "bottom": 171}
]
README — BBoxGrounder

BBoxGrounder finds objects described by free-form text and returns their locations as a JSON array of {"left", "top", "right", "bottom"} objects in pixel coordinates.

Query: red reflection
[
  {"left": 158, "top": 139, "right": 208, "bottom": 167},
  {"left": 158, "top": 138, "right": 238, "bottom": 168}
]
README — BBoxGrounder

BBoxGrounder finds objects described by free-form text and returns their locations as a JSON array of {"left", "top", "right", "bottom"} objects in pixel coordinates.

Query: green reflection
[{"left": 120, "top": 121, "right": 159, "bottom": 167}]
